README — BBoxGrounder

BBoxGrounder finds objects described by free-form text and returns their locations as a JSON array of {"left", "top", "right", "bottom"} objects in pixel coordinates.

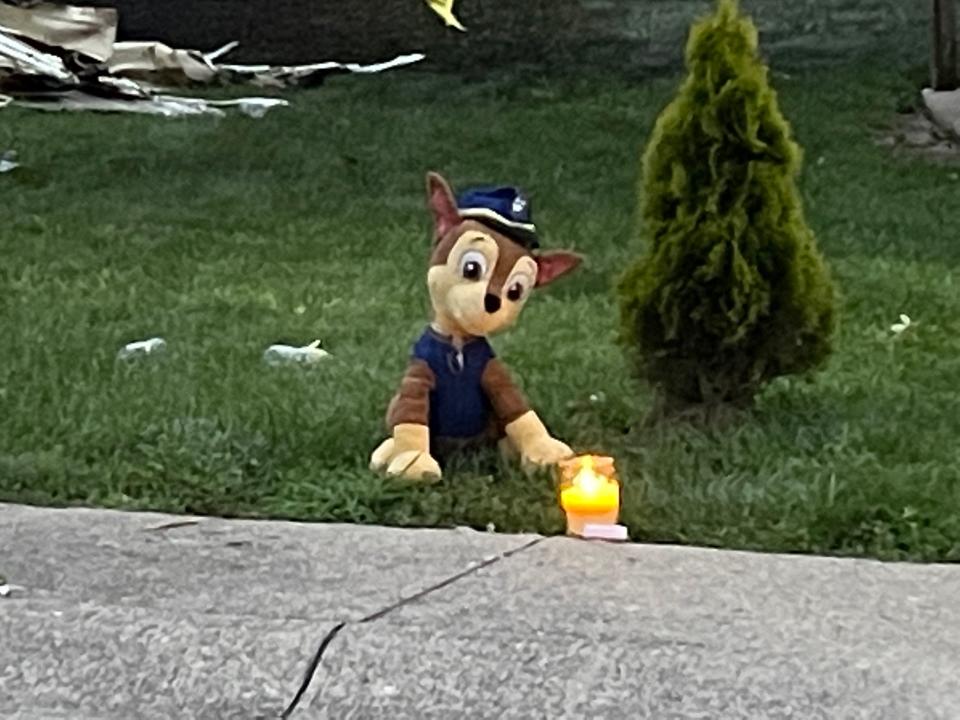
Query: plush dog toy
[{"left": 370, "top": 172, "right": 582, "bottom": 482}]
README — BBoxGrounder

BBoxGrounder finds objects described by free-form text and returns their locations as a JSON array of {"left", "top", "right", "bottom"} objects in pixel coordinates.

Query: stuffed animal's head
[{"left": 423, "top": 172, "right": 582, "bottom": 338}]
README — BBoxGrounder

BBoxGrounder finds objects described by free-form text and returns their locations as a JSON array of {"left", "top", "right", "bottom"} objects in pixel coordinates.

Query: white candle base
[
  {"left": 564, "top": 509, "right": 619, "bottom": 537},
  {"left": 582, "top": 523, "right": 629, "bottom": 542}
]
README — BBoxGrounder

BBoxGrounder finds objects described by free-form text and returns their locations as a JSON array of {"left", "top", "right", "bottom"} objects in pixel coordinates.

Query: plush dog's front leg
[
  {"left": 370, "top": 423, "right": 441, "bottom": 481},
  {"left": 370, "top": 360, "right": 442, "bottom": 482},
  {"left": 482, "top": 359, "right": 574, "bottom": 472},
  {"left": 505, "top": 411, "right": 574, "bottom": 470}
]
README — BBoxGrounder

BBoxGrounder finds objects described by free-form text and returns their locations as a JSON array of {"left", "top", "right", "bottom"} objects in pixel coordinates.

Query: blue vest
[{"left": 412, "top": 327, "right": 495, "bottom": 440}]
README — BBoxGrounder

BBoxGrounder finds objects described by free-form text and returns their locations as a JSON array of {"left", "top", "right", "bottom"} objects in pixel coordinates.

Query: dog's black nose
[{"left": 484, "top": 293, "right": 501, "bottom": 314}]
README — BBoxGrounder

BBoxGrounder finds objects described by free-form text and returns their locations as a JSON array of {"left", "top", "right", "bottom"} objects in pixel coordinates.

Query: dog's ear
[
  {"left": 426, "top": 171, "right": 460, "bottom": 242},
  {"left": 535, "top": 251, "right": 582, "bottom": 288}
]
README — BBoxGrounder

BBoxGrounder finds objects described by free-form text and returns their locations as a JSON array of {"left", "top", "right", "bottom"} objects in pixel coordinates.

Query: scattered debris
[
  {"left": 0, "top": 22, "right": 75, "bottom": 82},
  {"left": 890, "top": 314, "right": 912, "bottom": 335},
  {"left": 425, "top": 0, "right": 466, "bottom": 32},
  {"left": 0, "top": 2, "right": 117, "bottom": 61},
  {"left": 214, "top": 53, "right": 426, "bottom": 89},
  {"left": 117, "top": 336, "right": 167, "bottom": 360},
  {"left": 0, "top": 1, "right": 425, "bottom": 117},
  {"left": 105, "top": 40, "right": 219, "bottom": 85},
  {"left": 204, "top": 40, "right": 239, "bottom": 64},
  {"left": 0, "top": 149, "right": 17, "bottom": 172},
  {"left": 0, "top": 580, "right": 25, "bottom": 597},
  {"left": 263, "top": 339, "right": 330, "bottom": 367}
]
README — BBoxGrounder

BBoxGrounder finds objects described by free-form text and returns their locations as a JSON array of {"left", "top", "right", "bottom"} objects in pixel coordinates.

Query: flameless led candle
[{"left": 558, "top": 455, "right": 620, "bottom": 537}]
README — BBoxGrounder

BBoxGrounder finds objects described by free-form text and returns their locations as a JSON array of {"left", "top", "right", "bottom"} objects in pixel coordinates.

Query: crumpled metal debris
[
  {"left": 0, "top": 2, "right": 116, "bottom": 61},
  {"left": 0, "top": 22, "right": 76, "bottom": 82},
  {"left": 0, "top": 1, "right": 425, "bottom": 117},
  {"left": 106, "top": 40, "right": 218, "bottom": 85},
  {"left": 215, "top": 53, "right": 426, "bottom": 89},
  {"left": 103, "top": 39, "right": 424, "bottom": 89}
]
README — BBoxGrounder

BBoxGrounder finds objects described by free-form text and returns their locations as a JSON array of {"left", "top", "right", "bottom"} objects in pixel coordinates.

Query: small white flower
[
  {"left": 890, "top": 314, "right": 912, "bottom": 334},
  {"left": 294, "top": 304, "right": 306, "bottom": 315}
]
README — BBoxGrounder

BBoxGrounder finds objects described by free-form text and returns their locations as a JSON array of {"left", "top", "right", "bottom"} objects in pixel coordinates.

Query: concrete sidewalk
[{"left": 1, "top": 503, "right": 958, "bottom": 719}]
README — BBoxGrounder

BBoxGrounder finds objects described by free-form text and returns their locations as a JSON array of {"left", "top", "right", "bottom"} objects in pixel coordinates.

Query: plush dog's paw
[
  {"left": 386, "top": 450, "right": 442, "bottom": 483},
  {"left": 505, "top": 411, "right": 575, "bottom": 473},
  {"left": 370, "top": 424, "right": 441, "bottom": 482},
  {"left": 370, "top": 437, "right": 396, "bottom": 472},
  {"left": 371, "top": 439, "right": 442, "bottom": 482},
  {"left": 520, "top": 435, "right": 574, "bottom": 470}
]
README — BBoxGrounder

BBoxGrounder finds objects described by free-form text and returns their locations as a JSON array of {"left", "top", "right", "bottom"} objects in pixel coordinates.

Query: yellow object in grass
[{"left": 425, "top": 0, "right": 466, "bottom": 31}]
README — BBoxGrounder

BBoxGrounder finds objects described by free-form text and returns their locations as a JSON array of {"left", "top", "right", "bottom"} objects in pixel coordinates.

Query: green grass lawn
[{"left": 2, "top": 59, "right": 959, "bottom": 562}]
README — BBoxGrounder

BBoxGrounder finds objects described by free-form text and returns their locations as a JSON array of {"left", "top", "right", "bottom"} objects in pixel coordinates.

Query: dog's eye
[
  {"left": 460, "top": 251, "right": 487, "bottom": 281},
  {"left": 506, "top": 275, "right": 533, "bottom": 302}
]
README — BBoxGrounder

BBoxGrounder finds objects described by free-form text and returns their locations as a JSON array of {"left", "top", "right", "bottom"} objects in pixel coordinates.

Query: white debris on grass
[
  {"left": 890, "top": 314, "right": 912, "bottom": 335},
  {"left": 0, "top": 582, "right": 25, "bottom": 598},
  {"left": 263, "top": 339, "right": 331, "bottom": 367},
  {"left": 117, "top": 337, "right": 167, "bottom": 360}
]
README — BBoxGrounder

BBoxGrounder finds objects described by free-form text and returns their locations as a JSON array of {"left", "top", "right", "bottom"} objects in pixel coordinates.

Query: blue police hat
[{"left": 456, "top": 185, "right": 540, "bottom": 250}]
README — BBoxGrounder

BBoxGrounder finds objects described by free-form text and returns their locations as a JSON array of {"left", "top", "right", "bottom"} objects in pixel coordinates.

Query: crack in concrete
[{"left": 281, "top": 536, "right": 545, "bottom": 718}]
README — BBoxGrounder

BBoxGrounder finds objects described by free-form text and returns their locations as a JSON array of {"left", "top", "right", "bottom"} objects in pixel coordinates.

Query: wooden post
[{"left": 931, "top": 0, "right": 959, "bottom": 90}]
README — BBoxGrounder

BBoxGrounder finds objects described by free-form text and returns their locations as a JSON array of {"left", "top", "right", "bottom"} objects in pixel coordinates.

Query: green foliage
[
  {"left": 3, "top": 58, "right": 960, "bottom": 561},
  {"left": 618, "top": 0, "right": 837, "bottom": 410}
]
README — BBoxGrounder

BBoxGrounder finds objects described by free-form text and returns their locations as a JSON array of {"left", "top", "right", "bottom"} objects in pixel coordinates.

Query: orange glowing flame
[
  {"left": 572, "top": 455, "right": 603, "bottom": 494},
  {"left": 559, "top": 455, "right": 618, "bottom": 515}
]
